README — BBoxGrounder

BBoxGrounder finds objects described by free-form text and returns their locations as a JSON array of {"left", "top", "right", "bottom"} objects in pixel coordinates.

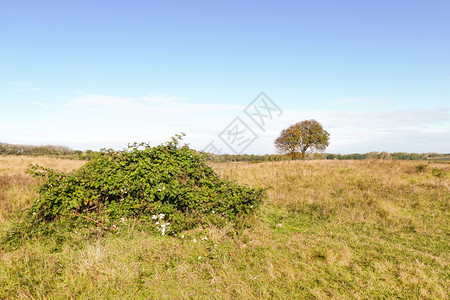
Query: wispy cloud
[
  {"left": 4, "top": 91, "right": 450, "bottom": 154},
  {"left": 50, "top": 93, "right": 246, "bottom": 149},
  {"left": 330, "top": 97, "right": 390, "bottom": 107},
  {"left": 16, "top": 87, "right": 43, "bottom": 91},
  {"left": 66, "top": 93, "right": 243, "bottom": 122},
  {"left": 69, "top": 94, "right": 182, "bottom": 107},
  {"left": 272, "top": 107, "right": 450, "bottom": 153},
  {"left": 30, "top": 101, "right": 54, "bottom": 107},
  {"left": 6, "top": 81, "right": 42, "bottom": 91},
  {"left": 6, "top": 81, "right": 35, "bottom": 86}
]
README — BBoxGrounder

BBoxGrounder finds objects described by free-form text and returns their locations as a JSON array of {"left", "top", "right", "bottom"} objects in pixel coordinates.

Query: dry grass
[
  {"left": 0, "top": 156, "right": 85, "bottom": 224},
  {"left": 0, "top": 157, "right": 449, "bottom": 299},
  {"left": 0, "top": 155, "right": 85, "bottom": 174}
]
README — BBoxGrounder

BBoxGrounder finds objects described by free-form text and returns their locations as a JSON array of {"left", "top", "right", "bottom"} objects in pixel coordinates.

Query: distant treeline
[
  {"left": 325, "top": 152, "right": 450, "bottom": 161},
  {"left": 205, "top": 152, "right": 450, "bottom": 162},
  {"left": 1, "top": 142, "right": 449, "bottom": 162},
  {"left": 0, "top": 142, "right": 96, "bottom": 160}
]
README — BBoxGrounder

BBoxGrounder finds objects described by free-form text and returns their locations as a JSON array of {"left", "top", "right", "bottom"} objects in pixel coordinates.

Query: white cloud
[
  {"left": 66, "top": 93, "right": 243, "bottom": 122},
  {"left": 16, "top": 87, "right": 43, "bottom": 91},
  {"left": 43, "top": 93, "right": 246, "bottom": 150},
  {"left": 6, "top": 81, "right": 42, "bottom": 91},
  {"left": 30, "top": 101, "right": 50, "bottom": 107},
  {"left": 329, "top": 97, "right": 390, "bottom": 107},
  {"left": 3, "top": 91, "right": 449, "bottom": 154},
  {"left": 6, "top": 81, "right": 35, "bottom": 86},
  {"left": 269, "top": 107, "right": 450, "bottom": 154}
]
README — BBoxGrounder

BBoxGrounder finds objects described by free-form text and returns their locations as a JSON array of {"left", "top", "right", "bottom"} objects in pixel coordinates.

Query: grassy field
[{"left": 0, "top": 156, "right": 449, "bottom": 299}]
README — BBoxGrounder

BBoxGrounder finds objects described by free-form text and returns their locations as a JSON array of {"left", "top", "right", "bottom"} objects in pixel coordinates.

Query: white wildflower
[{"left": 153, "top": 213, "right": 170, "bottom": 235}]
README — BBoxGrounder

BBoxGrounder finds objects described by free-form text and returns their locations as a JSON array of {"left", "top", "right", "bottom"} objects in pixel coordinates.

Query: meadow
[{"left": 0, "top": 156, "right": 448, "bottom": 299}]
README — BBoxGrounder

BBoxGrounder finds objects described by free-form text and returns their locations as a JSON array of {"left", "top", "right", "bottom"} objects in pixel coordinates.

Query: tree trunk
[
  {"left": 301, "top": 146, "right": 309, "bottom": 160},
  {"left": 289, "top": 150, "right": 296, "bottom": 160}
]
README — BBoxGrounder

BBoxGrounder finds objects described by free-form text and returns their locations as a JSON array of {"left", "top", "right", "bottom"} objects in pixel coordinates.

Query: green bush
[
  {"left": 431, "top": 167, "right": 444, "bottom": 178},
  {"left": 415, "top": 163, "right": 427, "bottom": 173},
  {"left": 3, "top": 135, "right": 265, "bottom": 248}
]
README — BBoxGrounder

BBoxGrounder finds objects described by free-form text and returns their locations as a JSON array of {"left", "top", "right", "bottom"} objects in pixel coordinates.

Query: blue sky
[{"left": 1, "top": 0, "right": 449, "bottom": 154}]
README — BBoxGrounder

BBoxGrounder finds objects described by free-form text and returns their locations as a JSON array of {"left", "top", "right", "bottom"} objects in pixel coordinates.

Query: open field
[{"left": 0, "top": 156, "right": 449, "bottom": 299}]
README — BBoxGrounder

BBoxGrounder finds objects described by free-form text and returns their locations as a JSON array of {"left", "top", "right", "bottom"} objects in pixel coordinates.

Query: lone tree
[{"left": 275, "top": 119, "right": 330, "bottom": 159}]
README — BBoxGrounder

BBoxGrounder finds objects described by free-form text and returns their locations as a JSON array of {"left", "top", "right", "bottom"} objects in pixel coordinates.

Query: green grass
[{"left": 0, "top": 157, "right": 449, "bottom": 299}]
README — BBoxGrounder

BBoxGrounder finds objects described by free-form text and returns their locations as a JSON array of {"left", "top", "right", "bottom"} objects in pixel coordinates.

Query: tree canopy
[{"left": 274, "top": 119, "right": 330, "bottom": 159}]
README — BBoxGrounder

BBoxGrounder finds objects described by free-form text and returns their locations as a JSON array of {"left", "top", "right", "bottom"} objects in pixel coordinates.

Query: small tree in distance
[{"left": 275, "top": 119, "right": 330, "bottom": 159}]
